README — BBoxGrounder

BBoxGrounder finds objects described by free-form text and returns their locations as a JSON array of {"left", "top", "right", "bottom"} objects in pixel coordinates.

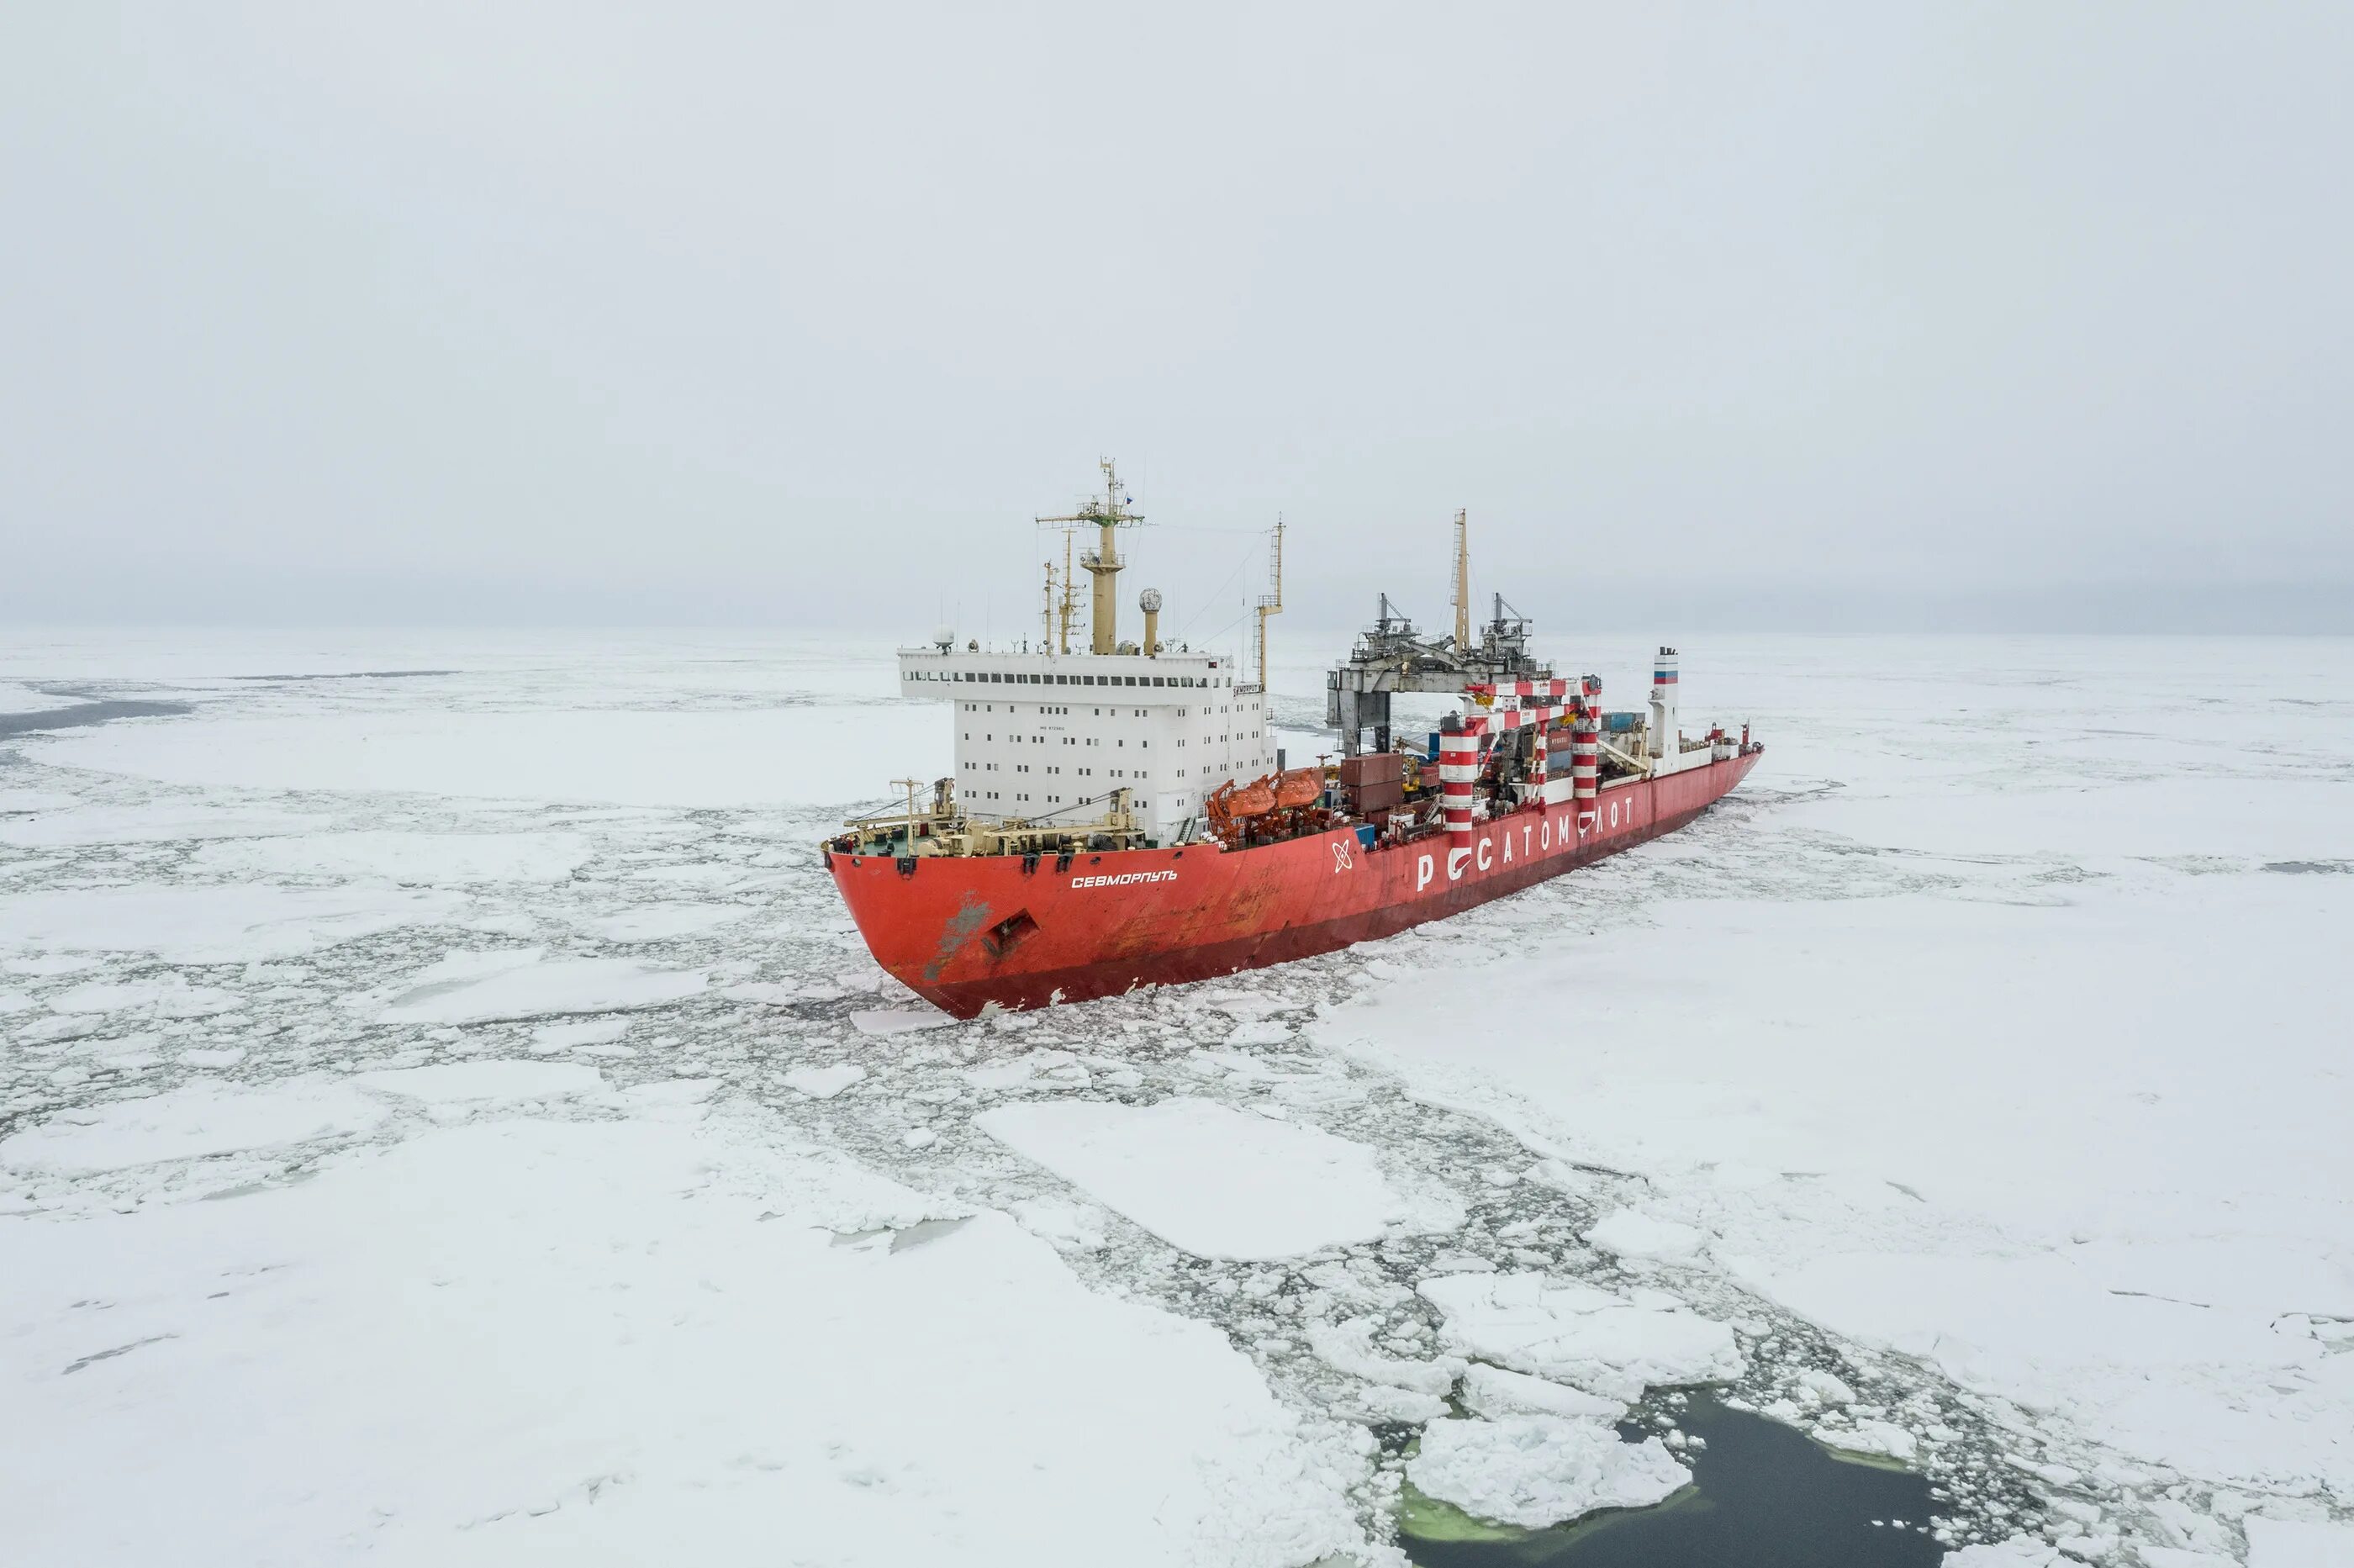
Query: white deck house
[{"left": 897, "top": 647, "right": 1270, "bottom": 841}]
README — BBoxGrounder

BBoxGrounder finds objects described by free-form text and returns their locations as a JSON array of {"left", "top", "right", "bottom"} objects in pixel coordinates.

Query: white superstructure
[{"left": 898, "top": 647, "right": 1271, "bottom": 841}]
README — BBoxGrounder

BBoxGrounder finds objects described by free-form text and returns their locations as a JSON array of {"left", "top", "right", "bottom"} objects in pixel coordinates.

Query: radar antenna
[{"left": 1036, "top": 458, "right": 1147, "bottom": 654}]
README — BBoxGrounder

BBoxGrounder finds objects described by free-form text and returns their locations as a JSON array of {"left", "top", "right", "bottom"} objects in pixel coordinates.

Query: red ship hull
[{"left": 830, "top": 750, "right": 1762, "bottom": 1016}]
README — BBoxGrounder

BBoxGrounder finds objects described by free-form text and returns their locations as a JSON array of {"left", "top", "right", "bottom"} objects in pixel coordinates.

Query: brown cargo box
[
  {"left": 1339, "top": 752, "right": 1404, "bottom": 787},
  {"left": 1352, "top": 779, "right": 1405, "bottom": 813}
]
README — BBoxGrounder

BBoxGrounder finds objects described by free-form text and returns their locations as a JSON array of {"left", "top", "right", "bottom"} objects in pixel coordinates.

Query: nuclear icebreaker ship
[{"left": 825, "top": 463, "right": 1764, "bottom": 1016}]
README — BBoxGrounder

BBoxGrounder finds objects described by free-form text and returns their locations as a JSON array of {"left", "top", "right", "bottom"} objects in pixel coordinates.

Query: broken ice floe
[
  {"left": 374, "top": 953, "right": 706, "bottom": 1025},
  {"left": 191, "top": 830, "right": 594, "bottom": 885},
  {"left": 783, "top": 1064, "right": 868, "bottom": 1100},
  {"left": 352, "top": 1061, "right": 606, "bottom": 1106},
  {"left": 579, "top": 902, "right": 747, "bottom": 942},
  {"left": 1408, "top": 1413, "right": 1689, "bottom": 1529},
  {"left": 1417, "top": 1272, "right": 1744, "bottom": 1402},
  {"left": 45, "top": 975, "right": 242, "bottom": 1018},
  {"left": 1459, "top": 1363, "right": 1628, "bottom": 1422},
  {"left": 0, "top": 804, "right": 328, "bottom": 847},
  {"left": 847, "top": 1007, "right": 951, "bottom": 1036},
  {"left": 978, "top": 1096, "right": 1408, "bottom": 1261},
  {"left": 0, "top": 885, "right": 466, "bottom": 962},
  {"left": 1586, "top": 1208, "right": 1707, "bottom": 1263},
  {"left": 0, "top": 1078, "right": 391, "bottom": 1175}
]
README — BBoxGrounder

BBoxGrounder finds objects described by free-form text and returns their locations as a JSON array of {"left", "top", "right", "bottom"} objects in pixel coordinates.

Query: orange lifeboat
[
  {"left": 1225, "top": 777, "right": 1277, "bottom": 818},
  {"left": 1273, "top": 768, "right": 1322, "bottom": 809}
]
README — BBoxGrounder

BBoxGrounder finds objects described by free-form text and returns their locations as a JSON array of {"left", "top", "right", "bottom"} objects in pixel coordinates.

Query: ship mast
[
  {"left": 1254, "top": 515, "right": 1284, "bottom": 694},
  {"left": 1056, "top": 531, "right": 1079, "bottom": 654},
  {"left": 1036, "top": 458, "right": 1146, "bottom": 655},
  {"left": 1450, "top": 507, "right": 1470, "bottom": 651}
]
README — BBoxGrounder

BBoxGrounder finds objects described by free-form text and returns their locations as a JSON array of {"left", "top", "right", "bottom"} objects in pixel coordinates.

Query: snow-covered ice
[
  {"left": 40, "top": 705, "right": 942, "bottom": 808},
  {"left": 191, "top": 830, "right": 594, "bottom": 884},
  {"left": 0, "top": 803, "right": 326, "bottom": 847},
  {"left": 46, "top": 975, "right": 242, "bottom": 1017},
  {"left": 351, "top": 1060, "right": 607, "bottom": 1106},
  {"left": 374, "top": 953, "right": 707, "bottom": 1024},
  {"left": 2245, "top": 1516, "right": 2354, "bottom": 1568},
  {"left": 979, "top": 1096, "right": 1407, "bottom": 1260},
  {"left": 528, "top": 1019, "right": 631, "bottom": 1053},
  {"left": 7, "top": 630, "right": 2351, "bottom": 1565},
  {"left": 784, "top": 1063, "right": 868, "bottom": 1099},
  {"left": 1586, "top": 1208, "right": 1706, "bottom": 1262},
  {"left": 0, "top": 681, "right": 83, "bottom": 715},
  {"left": 0, "top": 884, "right": 466, "bottom": 961},
  {"left": 0, "top": 1079, "right": 390, "bottom": 1174},
  {"left": 1418, "top": 1272, "right": 1745, "bottom": 1401},
  {"left": 1946, "top": 1543, "right": 2066, "bottom": 1568},
  {"left": 579, "top": 901, "right": 747, "bottom": 941},
  {"left": 848, "top": 1006, "right": 953, "bottom": 1036},
  {"left": 1459, "top": 1363, "right": 1628, "bottom": 1421},
  {"left": 0, "top": 1111, "right": 1364, "bottom": 1567},
  {"left": 1407, "top": 1414, "right": 1688, "bottom": 1528}
]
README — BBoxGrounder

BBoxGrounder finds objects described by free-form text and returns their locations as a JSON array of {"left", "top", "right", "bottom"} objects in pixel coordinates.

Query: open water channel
[{"left": 1402, "top": 1396, "right": 1945, "bottom": 1568}]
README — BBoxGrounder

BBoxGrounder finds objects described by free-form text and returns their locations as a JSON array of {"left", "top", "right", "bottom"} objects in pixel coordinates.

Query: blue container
[
  {"left": 1605, "top": 710, "right": 1639, "bottom": 733},
  {"left": 1355, "top": 824, "right": 1378, "bottom": 851}
]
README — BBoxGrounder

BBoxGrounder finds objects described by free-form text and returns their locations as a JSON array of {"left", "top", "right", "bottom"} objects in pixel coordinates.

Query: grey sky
[{"left": 3, "top": 3, "right": 2347, "bottom": 636}]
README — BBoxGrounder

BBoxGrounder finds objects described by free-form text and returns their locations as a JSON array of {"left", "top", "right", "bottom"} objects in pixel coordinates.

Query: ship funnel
[
  {"left": 1139, "top": 588, "right": 1162, "bottom": 657},
  {"left": 1649, "top": 647, "right": 1680, "bottom": 761}
]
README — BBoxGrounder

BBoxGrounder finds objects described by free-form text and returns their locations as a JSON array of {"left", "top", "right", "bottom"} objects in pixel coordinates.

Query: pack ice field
[{"left": 1, "top": 630, "right": 2348, "bottom": 1568}]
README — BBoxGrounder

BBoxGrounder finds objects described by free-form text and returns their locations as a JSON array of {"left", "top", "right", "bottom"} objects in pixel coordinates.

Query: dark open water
[
  {"left": 0, "top": 699, "right": 193, "bottom": 740},
  {"left": 1404, "top": 1396, "right": 1945, "bottom": 1568}
]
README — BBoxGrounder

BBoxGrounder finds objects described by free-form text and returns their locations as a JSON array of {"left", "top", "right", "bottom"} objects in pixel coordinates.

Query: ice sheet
[
  {"left": 1323, "top": 870, "right": 2354, "bottom": 1489},
  {"left": 0, "top": 681, "right": 82, "bottom": 715},
  {"left": 1407, "top": 1415, "right": 1687, "bottom": 1528},
  {"left": 351, "top": 1061, "right": 607, "bottom": 1105},
  {"left": 46, "top": 975, "right": 242, "bottom": 1017},
  {"left": 1783, "top": 777, "right": 2354, "bottom": 860},
  {"left": 374, "top": 954, "right": 706, "bottom": 1025},
  {"left": 979, "top": 1097, "right": 1407, "bottom": 1261},
  {"left": 0, "top": 1111, "right": 1364, "bottom": 1567},
  {"left": 1459, "top": 1364, "right": 1628, "bottom": 1422},
  {"left": 39, "top": 705, "right": 943, "bottom": 808},
  {"left": 1417, "top": 1273, "right": 1744, "bottom": 1402},
  {"left": 0, "top": 804, "right": 327, "bottom": 847},
  {"left": 9, "top": 630, "right": 2350, "bottom": 1562},
  {"left": 2246, "top": 1516, "right": 2354, "bottom": 1568},
  {"left": 579, "top": 902, "right": 747, "bottom": 941},
  {"left": 784, "top": 1064, "right": 868, "bottom": 1099},
  {"left": 0, "top": 1079, "right": 390, "bottom": 1174},
  {"left": 1586, "top": 1209, "right": 1706, "bottom": 1262},
  {"left": 191, "top": 831, "right": 594, "bottom": 884},
  {"left": 0, "top": 884, "right": 466, "bottom": 961}
]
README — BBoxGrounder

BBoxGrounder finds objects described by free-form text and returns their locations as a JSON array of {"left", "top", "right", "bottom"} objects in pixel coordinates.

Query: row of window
[
  {"left": 913, "top": 669, "right": 1227, "bottom": 689},
  {"left": 966, "top": 731, "right": 1150, "bottom": 748},
  {"left": 968, "top": 763, "right": 1152, "bottom": 781},
  {"left": 963, "top": 705, "right": 1153, "bottom": 718}
]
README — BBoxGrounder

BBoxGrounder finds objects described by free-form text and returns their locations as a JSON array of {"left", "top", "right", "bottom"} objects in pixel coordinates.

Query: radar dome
[{"left": 1137, "top": 588, "right": 1163, "bottom": 613}]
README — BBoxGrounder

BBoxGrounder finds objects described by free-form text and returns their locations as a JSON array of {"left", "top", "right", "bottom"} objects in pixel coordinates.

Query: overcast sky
[{"left": 3, "top": 3, "right": 2347, "bottom": 636}]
